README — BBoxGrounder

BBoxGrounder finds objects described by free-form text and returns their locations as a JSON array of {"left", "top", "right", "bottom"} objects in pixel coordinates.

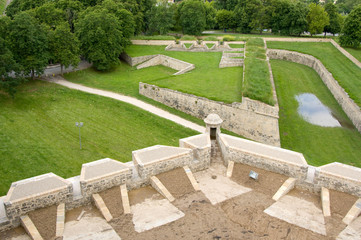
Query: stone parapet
[
  {"left": 139, "top": 82, "right": 280, "bottom": 146},
  {"left": 120, "top": 53, "right": 156, "bottom": 67},
  {"left": 267, "top": 49, "right": 361, "bottom": 133}
]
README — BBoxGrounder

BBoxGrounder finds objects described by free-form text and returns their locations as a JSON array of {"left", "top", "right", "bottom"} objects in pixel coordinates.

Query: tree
[
  {"left": 0, "top": 37, "right": 24, "bottom": 97},
  {"left": 204, "top": 1, "right": 217, "bottom": 30},
  {"left": 48, "top": 24, "right": 80, "bottom": 75},
  {"left": 8, "top": 12, "right": 49, "bottom": 79},
  {"left": 324, "top": 3, "right": 343, "bottom": 36},
  {"left": 32, "top": 2, "right": 66, "bottom": 28},
  {"left": 216, "top": 9, "right": 235, "bottom": 32},
  {"left": 55, "top": 0, "right": 84, "bottom": 32},
  {"left": 340, "top": 5, "right": 361, "bottom": 48},
  {"left": 307, "top": 3, "right": 329, "bottom": 36},
  {"left": 75, "top": 8, "right": 126, "bottom": 71},
  {"left": 336, "top": 0, "right": 361, "bottom": 14},
  {"left": 147, "top": 0, "right": 175, "bottom": 35},
  {"left": 234, "top": 0, "right": 263, "bottom": 34},
  {"left": 5, "top": 0, "right": 46, "bottom": 18},
  {"left": 179, "top": 0, "right": 206, "bottom": 35}
]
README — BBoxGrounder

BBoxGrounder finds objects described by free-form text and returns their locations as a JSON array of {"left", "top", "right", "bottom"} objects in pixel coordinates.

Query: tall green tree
[
  {"left": 48, "top": 24, "right": 80, "bottom": 75},
  {"left": 75, "top": 8, "right": 126, "bottom": 71},
  {"left": 234, "top": 0, "right": 263, "bottom": 33},
  {"left": 216, "top": 9, "right": 235, "bottom": 32},
  {"left": 336, "top": 0, "right": 361, "bottom": 14},
  {"left": 55, "top": 0, "right": 84, "bottom": 32},
  {"left": 0, "top": 37, "right": 24, "bottom": 97},
  {"left": 307, "top": 3, "right": 329, "bottom": 36},
  {"left": 8, "top": 12, "right": 49, "bottom": 79},
  {"left": 5, "top": 0, "right": 46, "bottom": 18},
  {"left": 147, "top": 0, "right": 175, "bottom": 35},
  {"left": 179, "top": 0, "right": 206, "bottom": 35},
  {"left": 324, "top": 3, "right": 343, "bottom": 36},
  {"left": 32, "top": 2, "right": 66, "bottom": 28},
  {"left": 340, "top": 5, "right": 361, "bottom": 48},
  {"left": 204, "top": 1, "right": 217, "bottom": 30}
]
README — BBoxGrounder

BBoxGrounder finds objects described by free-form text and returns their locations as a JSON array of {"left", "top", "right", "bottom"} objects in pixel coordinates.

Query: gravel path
[{"left": 43, "top": 76, "right": 205, "bottom": 133}]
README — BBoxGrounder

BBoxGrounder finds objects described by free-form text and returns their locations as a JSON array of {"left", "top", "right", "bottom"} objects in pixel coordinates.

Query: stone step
[
  {"left": 120, "top": 184, "right": 131, "bottom": 214},
  {"left": 343, "top": 198, "right": 361, "bottom": 225},
  {"left": 183, "top": 166, "right": 200, "bottom": 191},
  {"left": 150, "top": 176, "right": 175, "bottom": 202},
  {"left": 92, "top": 194, "right": 113, "bottom": 222},
  {"left": 20, "top": 215, "right": 44, "bottom": 240},
  {"left": 321, "top": 187, "right": 331, "bottom": 217},
  {"left": 272, "top": 178, "right": 296, "bottom": 201},
  {"left": 56, "top": 203, "right": 65, "bottom": 238}
]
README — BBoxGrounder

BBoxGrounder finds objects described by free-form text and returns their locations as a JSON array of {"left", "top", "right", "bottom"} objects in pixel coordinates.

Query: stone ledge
[
  {"left": 56, "top": 203, "right": 65, "bottom": 238},
  {"left": 321, "top": 187, "right": 331, "bottom": 217},
  {"left": 226, "top": 161, "right": 234, "bottom": 178},
  {"left": 120, "top": 184, "right": 131, "bottom": 214},
  {"left": 20, "top": 215, "right": 43, "bottom": 240},
  {"left": 272, "top": 178, "right": 296, "bottom": 201},
  {"left": 150, "top": 176, "right": 175, "bottom": 202},
  {"left": 92, "top": 194, "right": 113, "bottom": 222},
  {"left": 183, "top": 166, "right": 200, "bottom": 191},
  {"left": 343, "top": 199, "right": 361, "bottom": 225}
]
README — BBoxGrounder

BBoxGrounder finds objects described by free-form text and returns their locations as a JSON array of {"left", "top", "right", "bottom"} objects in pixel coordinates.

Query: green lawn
[
  {"left": 267, "top": 42, "right": 361, "bottom": 108},
  {"left": 228, "top": 44, "right": 244, "bottom": 48},
  {"left": 0, "top": 81, "right": 197, "bottom": 195},
  {"left": 344, "top": 47, "right": 361, "bottom": 63},
  {"left": 67, "top": 45, "right": 243, "bottom": 103},
  {"left": 244, "top": 38, "right": 273, "bottom": 105},
  {"left": 271, "top": 60, "right": 361, "bottom": 167}
]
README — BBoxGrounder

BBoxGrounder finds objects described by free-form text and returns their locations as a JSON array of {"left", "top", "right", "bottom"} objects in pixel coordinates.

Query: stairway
[{"left": 211, "top": 140, "right": 223, "bottom": 163}]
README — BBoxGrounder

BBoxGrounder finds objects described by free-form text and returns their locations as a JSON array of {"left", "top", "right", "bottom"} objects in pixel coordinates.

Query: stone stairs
[{"left": 211, "top": 140, "right": 222, "bottom": 163}]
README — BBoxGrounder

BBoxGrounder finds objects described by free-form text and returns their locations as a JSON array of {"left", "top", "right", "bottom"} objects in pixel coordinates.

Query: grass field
[
  {"left": 344, "top": 47, "right": 361, "bottom": 62},
  {"left": 267, "top": 42, "right": 361, "bottom": 107},
  {"left": 67, "top": 45, "right": 243, "bottom": 104},
  {"left": 0, "top": 81, "right": 197, "bottom": 195},
  {"left": 244, "top": 38, "right": 273, "bottom": 105},
  {"left": 271, "top": 60, "right": 361, "bottom": 167}
]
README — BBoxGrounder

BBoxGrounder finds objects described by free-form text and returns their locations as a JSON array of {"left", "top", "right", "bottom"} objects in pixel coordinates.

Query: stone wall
[
  {"left": 267, "top": 49, "right": 361, "bottom": 133},
  {"left": 219, "top": 134, "right": 308, "bottom": 180},
  {"left": 139, "top": 82, "right": 280, "bottom": 146},
  {"left": 131, "top": 40, "right": 175, "bottom": 45},
  {"left": 120, "top": 53, "right": 156, "bottom": 67},
  {"left": 330, "top": 40, "right": 361, "bottom": 69},
  {"left": 136, "top": 54, "right": 195, "bottom": 75}
]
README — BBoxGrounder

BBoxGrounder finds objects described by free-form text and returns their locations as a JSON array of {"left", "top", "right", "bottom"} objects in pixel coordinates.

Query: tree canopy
[{"left": 340, "top": 5, "right": 361, "bottom": 48}]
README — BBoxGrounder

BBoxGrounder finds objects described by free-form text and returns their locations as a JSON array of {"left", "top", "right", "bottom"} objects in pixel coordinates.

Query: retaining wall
[
  {"left": 139, "top": 82, "right": 280, "bottom": 146},
  {"left": 267, "top": 49, "right": 361, "bottom": 133}
]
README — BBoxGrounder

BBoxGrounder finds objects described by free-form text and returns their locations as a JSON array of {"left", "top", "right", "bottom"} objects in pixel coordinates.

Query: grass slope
[
  {"left": 244, "top": 38, "right": 274, "bottom": 105},
  {"left": 271, "top": 60, "right": 361, "bottom": 167},
  {"left": 267, "top": 41, "right": 361, "bottom": 107},
  {"left": 344, "top": 47, "right": 361, "bottom": 62},
  {"left": 0, "top": 81, "right": 197, "bottom": 195},
  {"left": 67, "top": 45, "right": 243, "bottom": 103}
]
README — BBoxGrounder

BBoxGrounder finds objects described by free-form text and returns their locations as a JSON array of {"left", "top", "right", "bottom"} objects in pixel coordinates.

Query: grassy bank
[
  {"left": 67, "top": 45, "right": 243, "bottom": 104},
  {"left": 243, "top": 38, "right": 274, "bottom": 105},
  {"left": 0, "top": 0, "right": 6, "bottom": 13},
  {"left": 267, "top": 41, "right": 361, "bottom": 107},
  {"left": 0, "top": 81, "right": 197, "bottom": 195},
  {"left": 271, "top": 60, "right": 361, "bottom": 167},
  {"left": 344, "top": 47, "right": 361, "bottom": 62}
]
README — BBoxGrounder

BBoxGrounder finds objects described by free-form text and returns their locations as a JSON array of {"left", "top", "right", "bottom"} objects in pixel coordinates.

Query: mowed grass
[
  {"left": 344, "top": 47, "right": 361, "bottom": 62},
  {"left": 67, "top": 45, "right": 243, "bottom": 103},
  {"left": 244, "top": 38, "right": 273, "bottom": 105},
  {"left": 267, "top": 41, "right": 361, "bottom": 107},
  {"left": 271, "top": 60, "right": 361, "bottom": 167},
  {"left": 0, "top": 81, "right": 197, "bottom": 195}
]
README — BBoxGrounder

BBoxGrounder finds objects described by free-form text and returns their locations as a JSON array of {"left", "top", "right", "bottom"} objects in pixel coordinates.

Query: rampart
[
  {"left": 1, "top": 129, "right": 360, "bottom": 232},
  {"left": 139, "top": 82, "right": 280, "bottom": 146},
  {"left": 267, "top": 49, "right": 361, "bottom": 133}
]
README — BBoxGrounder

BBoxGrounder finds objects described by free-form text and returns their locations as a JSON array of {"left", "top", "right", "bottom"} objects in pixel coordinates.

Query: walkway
[{"left": 43, "top": 76, "right": 205, "bottom": 133}]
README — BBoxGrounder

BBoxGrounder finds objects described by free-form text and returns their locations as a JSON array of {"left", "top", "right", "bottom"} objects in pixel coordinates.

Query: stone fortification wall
[
  {"left": 219, "top": 134, "right": 308, "bottom": 179},
  {"left": 330, "top": 40, "right": 361, "bottom": 69},
  {"left": 120, "top": 53, "right": 156, "bottom": 67},
  {"left": 267, "top": 49, "right": 361, "bottom": 133},
  {"left": 131, "top": 40, "right": 175, "bottom": 45},
  {"left": 139, "top": 82, "right": 280, "bottom": 146},
  {"left": 136, "top": 54, "right": 195, "bottom": 75}
]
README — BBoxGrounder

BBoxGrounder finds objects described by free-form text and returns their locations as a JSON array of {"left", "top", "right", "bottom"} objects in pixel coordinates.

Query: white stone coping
[
  {"left": 319, "top": 162, "right": 361, "bottom": 183},
  {"left": 5, "top": 173, "right": 70, "bottom": 204},
  {"left": 264, "top": 38, "right": 331, "bottom": 42},
  {"left": 132, "top": 145, "right": 192, "bottom": 166},
  {"left": 80, "top": 158, "right": 130, "bottom": 183},
  {"left": 179, "top": 134, "right": 211, "bottom": 149},
  {"left": 220, "top": 134, "right": 307, "bottom": 167}
]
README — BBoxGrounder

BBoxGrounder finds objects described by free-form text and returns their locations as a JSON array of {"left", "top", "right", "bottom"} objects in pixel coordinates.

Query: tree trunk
[
  {"left": 31, "top": 70, "right": 35, "bottom": 80},
  {"left": 61, "top": 64, "right": 63, "bottom": 76}
]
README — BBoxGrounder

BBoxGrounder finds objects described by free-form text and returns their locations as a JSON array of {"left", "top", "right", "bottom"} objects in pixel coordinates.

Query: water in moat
[{"left": 295, "top": 93, "right": 341, "bottom": 127}]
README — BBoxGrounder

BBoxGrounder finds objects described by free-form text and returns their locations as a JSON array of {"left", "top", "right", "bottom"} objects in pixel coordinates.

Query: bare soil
[
  {"left": 128, "top": 185, "right": 163, "bottom": 206},
  {"left": 231, "top": 163, "right": 288, "bottom": 197},
  {"left": 28, "top": 205, "right": 56, "bottom": 240},
  {"left": 156, "top": 167, "right": 194, "bottom": 198},
  {"left": 288, "top": 188, "right": 321, "bottom": 209},
  {"left": 324, "top": 189, "right": 358, "bottom": 237},
  {"left": 99, "top": 186, "right": 123, "bottom": 218},
  {"left": 0, "top": 226, "right": 28, "bottom": 240}
]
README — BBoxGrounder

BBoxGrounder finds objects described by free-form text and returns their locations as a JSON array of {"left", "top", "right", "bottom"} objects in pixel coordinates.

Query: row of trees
[
  {"left": 147, "top": 0, "right": 345, "bottom": 37},
  {"left": 1, "top": 0, "right": 155, "bottom": 96}
]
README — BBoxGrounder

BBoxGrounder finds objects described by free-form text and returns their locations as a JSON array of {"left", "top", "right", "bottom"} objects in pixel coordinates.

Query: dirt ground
[
  {"left": 156, "top": 167, "right": 195, "bottom": 198},
  {"left": 99, "top": 186, "right": 124, "bottom": 218},
  {"left": 28, "top": 205, "right": 57, "bottom": 240},
  {"left": 128, "top": 185, "right": 164, "bottom": 206},
  {"left": 231, "top": 163, "right": 288, "bottom": 196}
]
